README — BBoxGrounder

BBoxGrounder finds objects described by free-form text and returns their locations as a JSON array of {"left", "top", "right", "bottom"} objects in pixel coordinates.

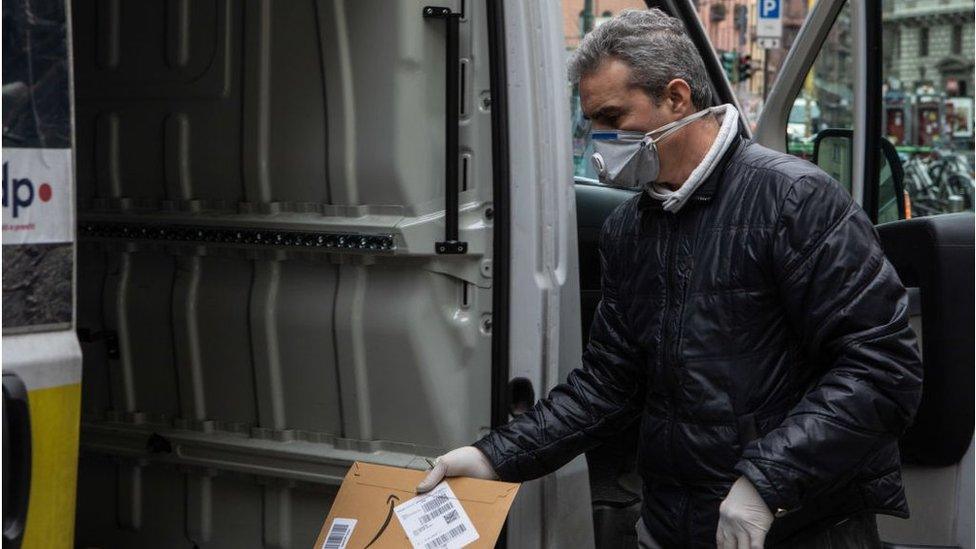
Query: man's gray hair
[{"left": 568, "top": 9, "right": 712, "bottom": 109}]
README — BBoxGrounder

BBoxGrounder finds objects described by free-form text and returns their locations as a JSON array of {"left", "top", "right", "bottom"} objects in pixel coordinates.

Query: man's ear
[{"left": 664, "top": 79, "right": 694, "bottom": 115}]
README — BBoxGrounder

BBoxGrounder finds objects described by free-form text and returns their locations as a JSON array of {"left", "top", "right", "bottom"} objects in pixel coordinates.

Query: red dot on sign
[{"left": 38, "top": 183, "right": 52, "bottom": 202}]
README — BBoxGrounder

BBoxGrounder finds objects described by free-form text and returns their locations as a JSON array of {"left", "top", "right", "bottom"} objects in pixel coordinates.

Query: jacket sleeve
[
  {"left": 734, "top": 173, "right": 923, "bottom": 515},
  {"left": 472, "top": 213, "right": 646, "bottom": 482}
]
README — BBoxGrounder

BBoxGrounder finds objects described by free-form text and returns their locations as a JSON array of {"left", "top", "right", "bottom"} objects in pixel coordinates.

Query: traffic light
[
  {"left": 720, "top": 51, "right": 737, "bottom": 82},
  {"left": 738, "top": 54, "right": 753, "bottom": 82}
]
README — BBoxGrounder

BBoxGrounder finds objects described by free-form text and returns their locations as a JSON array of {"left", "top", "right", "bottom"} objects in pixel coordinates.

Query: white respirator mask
[{"left": 590, "top": 106, "right": 719, "bottom": 187}]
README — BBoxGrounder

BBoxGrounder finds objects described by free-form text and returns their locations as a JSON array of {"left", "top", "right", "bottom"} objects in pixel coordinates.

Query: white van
[{"left": 3, "top": 0, "right": 972, "bottom": 548}]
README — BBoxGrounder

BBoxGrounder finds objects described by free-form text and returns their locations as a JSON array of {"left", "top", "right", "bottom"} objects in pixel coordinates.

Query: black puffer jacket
[{"left": 473, "top": 138, "right": 923, "bottom": 547}]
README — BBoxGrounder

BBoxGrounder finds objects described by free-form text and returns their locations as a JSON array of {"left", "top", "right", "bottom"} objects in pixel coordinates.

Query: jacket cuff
[
  {"left": 471, "top": 434, "right": 521, "bottom": 482},
  {"left": 734, "top": 458, "right": 800, "bottom": 518}
]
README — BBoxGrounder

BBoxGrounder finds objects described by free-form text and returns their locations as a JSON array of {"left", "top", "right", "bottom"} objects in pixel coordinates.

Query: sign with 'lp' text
[{"left": 2, "top": 148, "right": 74, "bottom": 244}]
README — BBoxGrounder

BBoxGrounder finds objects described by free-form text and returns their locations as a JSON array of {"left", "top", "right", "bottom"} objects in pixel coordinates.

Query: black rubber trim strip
[
  {"left": 486, "top": 1, "right": 511, "bottom": 547},
  {"left": 863, "top": 0, "right": 883, "bottom": 223},
  {"left": 486, "top": 0, "right": 510, "bottom": 432}
]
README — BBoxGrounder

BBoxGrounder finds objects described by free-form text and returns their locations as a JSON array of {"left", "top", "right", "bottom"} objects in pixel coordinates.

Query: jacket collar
[{"left": 638, "top": 134, "right": 743, "bottom": 212}]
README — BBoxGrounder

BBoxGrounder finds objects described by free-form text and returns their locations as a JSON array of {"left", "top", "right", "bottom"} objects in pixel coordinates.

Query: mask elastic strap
[{"left": 645, "top": 106, "right": 718, "bottom": 144}]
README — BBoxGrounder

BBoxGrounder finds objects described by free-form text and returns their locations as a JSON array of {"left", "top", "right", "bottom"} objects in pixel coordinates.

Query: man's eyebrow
[{"left": 585, "top": 105, "right": 622, "bottom": 121}]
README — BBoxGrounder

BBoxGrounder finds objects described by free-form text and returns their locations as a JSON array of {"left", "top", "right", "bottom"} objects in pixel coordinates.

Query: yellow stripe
[{"left": 21, "top": 383, "right": 81, "bottom": 549}]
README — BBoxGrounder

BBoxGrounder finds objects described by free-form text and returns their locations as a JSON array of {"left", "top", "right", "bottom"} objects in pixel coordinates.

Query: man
[{"left": 417, "top": 9, "right": 922, "bottom": 548}]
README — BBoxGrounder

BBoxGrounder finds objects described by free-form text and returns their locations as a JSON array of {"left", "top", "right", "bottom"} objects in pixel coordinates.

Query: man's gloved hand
[
  {"left": 415, "top": 446, "right": 499, "bottom": 493},
  {"left": 716, "top": 476, "right": 774, "bottom": 549}
]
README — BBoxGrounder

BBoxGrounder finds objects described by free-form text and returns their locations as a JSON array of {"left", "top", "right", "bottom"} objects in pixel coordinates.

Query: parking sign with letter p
[{"left": 757, "top": 0, "right": 782, "bottom": 40}]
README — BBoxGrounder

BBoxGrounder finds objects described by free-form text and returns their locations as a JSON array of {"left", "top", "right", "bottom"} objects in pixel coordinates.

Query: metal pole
[
  {"left": 763, "top": 48, "right": 770, "bottom": 100},
  {"left": 733, "top": 49, "right": 739, "bottom": 86}
]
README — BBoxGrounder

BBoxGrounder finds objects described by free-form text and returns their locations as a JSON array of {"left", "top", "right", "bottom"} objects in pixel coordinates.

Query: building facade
[{"left": 883, "top": 0, "right": 976, "bottom": 97}]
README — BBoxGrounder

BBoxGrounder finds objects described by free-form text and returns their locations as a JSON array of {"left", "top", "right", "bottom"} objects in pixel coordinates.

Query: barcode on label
[
  {"left": 395, "top": 482, "right": 479, "bottom": 549},
  {"left": 425, "top": 523, "right": 468, "bottom": 548},
  {"left": 322, "top": 518, "right": 356, "bottom": 549},
  {"left": 421, "top": 495, "right": 449, "bottom": 513},
  {"left": 418, "top": 502, "right": 455, "bottom": 525}
]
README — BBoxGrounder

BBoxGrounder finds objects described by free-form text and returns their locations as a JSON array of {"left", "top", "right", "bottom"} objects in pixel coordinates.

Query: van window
[
  {"left": 882, "top": 0, "right": 975, "bottom": 219},
  {"left": 786, "top": 2, "right": 853, "bottom": 159},
  {"left": 788, "top": 0, "right": 975, "bottom": 221}
]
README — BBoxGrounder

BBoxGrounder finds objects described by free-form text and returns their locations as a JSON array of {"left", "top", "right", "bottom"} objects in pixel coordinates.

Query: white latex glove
[
  {"left": 716, "top": 476, "right": 774, "bottom": 549},
  {"left": 415, "top": 446, "right": 499, "bottom": 493}
]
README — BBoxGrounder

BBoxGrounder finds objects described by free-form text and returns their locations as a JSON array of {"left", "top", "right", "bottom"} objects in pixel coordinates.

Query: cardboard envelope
[{"left": 313, "top": 461, "right": 520, "bottom": 549}]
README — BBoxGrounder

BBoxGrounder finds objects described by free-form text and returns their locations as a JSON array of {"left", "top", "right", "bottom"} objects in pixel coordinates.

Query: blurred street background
[{"left": 565, "top": 0, "right": 976, "bottom": 218}]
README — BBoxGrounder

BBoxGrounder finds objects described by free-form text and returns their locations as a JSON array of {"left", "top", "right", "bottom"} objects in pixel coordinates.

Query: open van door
[
  {"left": 754, "top": 1, "right": 975, "bottom": 547},
  {"left": 71, "top": 0, "right": 595, "bottom": 547}
]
